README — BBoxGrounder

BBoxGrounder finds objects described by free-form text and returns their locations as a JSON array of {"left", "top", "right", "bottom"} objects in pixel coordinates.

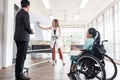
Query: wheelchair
[{"left": 68, "top": 32, "right": 117, "bottom": 80}]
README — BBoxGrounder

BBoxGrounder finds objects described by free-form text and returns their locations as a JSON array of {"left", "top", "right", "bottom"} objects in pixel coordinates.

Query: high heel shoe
[
  {"left": 63, "top": 62, "right": 65, "bottom": 66},
  {"left": 52, "top": 63, "right": 55, "bottom": 66},
  {"left": 55, "top": 59, "right": 57, "bottom": 63},
  {"left": 52, "top": 60, "right": 56, "bottom": 66}
]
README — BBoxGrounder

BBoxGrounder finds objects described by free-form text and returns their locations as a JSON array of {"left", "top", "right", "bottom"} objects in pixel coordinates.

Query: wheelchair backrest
[{"left": 92, "top": 31, "right": 106, "bottom": 60}]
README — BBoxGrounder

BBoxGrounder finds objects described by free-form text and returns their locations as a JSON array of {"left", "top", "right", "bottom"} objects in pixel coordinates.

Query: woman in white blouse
[{"left": 37, "top": 19, "right": 65, "bottom": 66}]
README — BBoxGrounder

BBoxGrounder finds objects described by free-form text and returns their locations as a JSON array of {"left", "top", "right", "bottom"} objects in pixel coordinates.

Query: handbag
[{"left": 92, "top": 44, "right": 106, "bottom": 60}]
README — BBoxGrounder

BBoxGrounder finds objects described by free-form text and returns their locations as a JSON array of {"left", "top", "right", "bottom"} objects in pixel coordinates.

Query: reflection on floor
[{"left": 0, "top": 53, "right": 120, "bottom": 80}]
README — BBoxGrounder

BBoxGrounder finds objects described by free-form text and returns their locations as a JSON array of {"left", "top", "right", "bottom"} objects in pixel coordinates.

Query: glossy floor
[{"left": 0, "top": 54, "right": 120, "bottom": 80}]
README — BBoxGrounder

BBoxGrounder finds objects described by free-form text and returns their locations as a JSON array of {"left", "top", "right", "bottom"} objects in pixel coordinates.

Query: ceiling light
[
  {"left": 42, "top": 0, "right": 51, "bottom": 9},
  {"left": 74, "top": 14, "right": 79, "bottom": 20},
  {"left": 79, "top": 0, "right": 88, "bottom": 8}
]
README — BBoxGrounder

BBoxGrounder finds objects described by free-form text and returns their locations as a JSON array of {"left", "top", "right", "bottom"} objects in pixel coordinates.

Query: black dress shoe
[
  {"left": 16, "top": 76, "right": 31, "bottom": 80},
  {"left": 67, "top": 72, "right": 72, "bottom": 76}
]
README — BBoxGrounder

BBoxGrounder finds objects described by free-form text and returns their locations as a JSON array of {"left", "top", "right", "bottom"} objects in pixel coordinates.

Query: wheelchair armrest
[
  {"left": 80, "top": 49, "right": 92, "bottom": 54},
  {"left": 80, "top": 49, "right": 91, "bottom": 52}
]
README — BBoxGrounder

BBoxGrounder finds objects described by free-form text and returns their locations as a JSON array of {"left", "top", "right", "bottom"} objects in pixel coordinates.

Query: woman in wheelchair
[
  {"left": 68, "top": 28, "right": 117, "bottom": 80},
  {"left": 68, "top": 28, "right": 98, "bottom": 78}
]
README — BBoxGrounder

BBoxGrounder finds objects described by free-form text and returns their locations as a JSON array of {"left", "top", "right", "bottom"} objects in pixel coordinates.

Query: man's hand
[{"left": 31, "top": 29, "right": 35, "bottom": 34}]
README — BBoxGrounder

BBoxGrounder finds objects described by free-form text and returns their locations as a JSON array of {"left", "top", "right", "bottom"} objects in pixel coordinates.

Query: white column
[
  {"left": 2, "top": 0, "right": 14, "bottom": 67},
  {"left": 0, "top": 0, "right": 4, "bottom": 69}
]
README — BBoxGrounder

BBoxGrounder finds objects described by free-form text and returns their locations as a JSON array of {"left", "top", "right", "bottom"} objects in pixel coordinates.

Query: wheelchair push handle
[
  {"left": 103, "top": 40, "right": 108, "bottom": 42},
  {"left": 102, "top": 40, "right": 108, "bottom": 45}
]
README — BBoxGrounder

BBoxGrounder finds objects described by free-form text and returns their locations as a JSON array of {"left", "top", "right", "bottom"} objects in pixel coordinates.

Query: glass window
[
  {"left": 97, "top": 15, "right": 104, "bottom": 41},
  {"left": 87, "top": 2, "right": 120, "bottom": 61},
  {"left": 93, "top": 20, "right": 97, "bottom": 28},
  {"left": 61, "top": 27, "right": 85, "bottom": 52}
]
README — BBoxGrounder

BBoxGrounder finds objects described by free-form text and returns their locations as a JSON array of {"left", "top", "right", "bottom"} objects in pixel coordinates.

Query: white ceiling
[{"left": 15, "top": 0, "right": 115, "bottom": 25}]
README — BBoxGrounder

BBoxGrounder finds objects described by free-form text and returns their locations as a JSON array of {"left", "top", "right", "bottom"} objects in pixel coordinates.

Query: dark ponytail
[{"left": 96, "top": 31, "right": 100, "bottom": 45}]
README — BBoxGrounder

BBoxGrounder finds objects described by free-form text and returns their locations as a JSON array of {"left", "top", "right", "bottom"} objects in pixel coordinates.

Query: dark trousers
[{"left": 15, "top": 41, "right": 28, "bottom": 78}]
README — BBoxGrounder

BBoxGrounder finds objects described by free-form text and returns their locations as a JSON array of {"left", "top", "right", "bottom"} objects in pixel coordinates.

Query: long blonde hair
[{"left": 52, "top": 19, "right": 60, "bottom": 28}]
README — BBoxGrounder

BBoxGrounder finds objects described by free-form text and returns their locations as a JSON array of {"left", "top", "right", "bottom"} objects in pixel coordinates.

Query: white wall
[
  {"left": 0, "top": 0, "right": 3, "bottom": 69},
  {"left": 2, "top": 0, "right": 14, "bottom": 67},
  {"left": 0, "top": 0, "right": 5, "bottom": 69}
]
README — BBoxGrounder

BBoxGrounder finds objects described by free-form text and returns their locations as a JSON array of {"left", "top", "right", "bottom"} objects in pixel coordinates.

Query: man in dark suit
[{"left": 14, "top": 0, "right": 34, "bottom": 80}]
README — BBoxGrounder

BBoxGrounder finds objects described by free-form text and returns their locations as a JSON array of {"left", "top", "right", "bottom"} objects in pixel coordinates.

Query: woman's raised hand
[
  {"left": 37, "top": 22, "right": 42, "bottom": 29},
  {"left": 37, "top": 22, "right": 40, "bottom": 25}
]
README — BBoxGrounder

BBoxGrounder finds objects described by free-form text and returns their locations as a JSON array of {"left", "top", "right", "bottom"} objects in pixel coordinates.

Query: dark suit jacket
[{"left": 14, "top": 9, "right": 32, "bottom": 41}]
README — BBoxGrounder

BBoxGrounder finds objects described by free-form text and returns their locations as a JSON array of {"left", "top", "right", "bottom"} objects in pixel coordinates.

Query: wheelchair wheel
[
  {"left": 73, "top": 54, "right": 106, "bottom": 80},
  {"left": 103, "top": 54, "right": 117, "bottom": 80}
]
